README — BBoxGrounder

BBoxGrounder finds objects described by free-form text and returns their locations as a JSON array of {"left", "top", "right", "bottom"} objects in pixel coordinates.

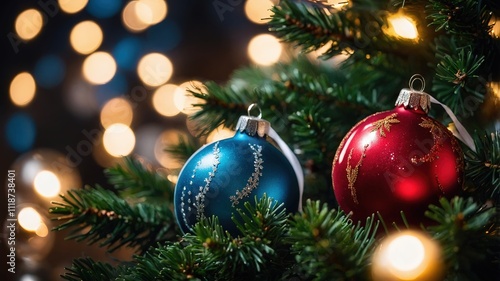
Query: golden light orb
[
  {"left": 387, "top": 13, "right": 419, "bottom": 40},
  {"left": 10, "top": 72, "right": 36, "bottom": 107},
  {"left": 122, "top": 0, "right": 151, "bottom": 32},
  {"left": 248, "top": 34, "right": 282, "bottom": 66},
  {"left": 152, "top": 84, "right": 182, "bottom": 117},
  {"left": 174, "top": 80, "right": 206, "bottom": 115},
  {"left": 15, "top": 9, "right": 44, "bottom": 40},
  {"left": 70, "top": 21, "right": 103, "bottom": 54},
  {"left": 100, "top": 97, "right": 134, "bottom": 128},
  {"left": 137, "top": 53, "right": 173, "bottom": 86},
  {"left": 372, "top": 230, "right": 444, "bottom": 281},
  {"left": 58, "top": 0, "right": 88, "bottom": 14},
  {"left": 82, "top": 52, "right": 117, "bottom": 85},
  {"left": 103, "top": 123, "right": 136, "bottom": 157},
  {"left": 244, "top": 0, "right": 273, "bottom": 24},
  {"left": 33, "top": 170, "right": 61, "bottom": 198},
  {"left": 138, "top": 0, "right": 167, "bottom": 25}
]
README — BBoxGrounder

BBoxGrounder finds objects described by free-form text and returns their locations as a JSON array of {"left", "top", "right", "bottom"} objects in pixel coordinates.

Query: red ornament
[{"left": 331, "top": 78, "right": 464, "bottom": 226}]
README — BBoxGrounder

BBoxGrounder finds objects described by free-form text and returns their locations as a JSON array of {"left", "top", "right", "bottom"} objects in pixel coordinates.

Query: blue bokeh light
[
  {"left": 95, "top": 71, "right": 129, "bottom": 106},
  {"left": 146, "top": 20, "right": 182, "bottom": 51},
  {"left": 86, "top": 0, "right": 122, "bottom": 19},
  {"left": 5, "top": 113, "right": 36, "bottom": 152},
  {"left": 33, "top": 55, "right": 65, "bottom": 88},
  {"left": 113, "top": 37, "right": 143, "bottom": 71}
]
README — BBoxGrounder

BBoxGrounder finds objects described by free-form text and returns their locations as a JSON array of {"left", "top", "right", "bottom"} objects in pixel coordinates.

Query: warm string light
[
  {"left": 70, "top": 21, "right": 103, "bottom": 54},
  {"left": 244, "top": 0, "right": 274, "bottom": 24},
  {"left": 137, "top": 53, "right": 173, "bottom": 86},
  {"left": 153, "top": 84, "right": 182, "bottom": 117},
  {"left": 386, "top": 11, "right": 419, "bottom": 40},
  {"left": 10, "top": 72, "right": 36, "bottom": 107},
  {"left": 15, "top": 9, "right": 44, "bottom": 40},
  {"left": 102, "top": 123, "right": 136, "bottom": 157},
  {"left": 100, "top": 97, "right": 134, "bottom": 128},
  {"left": 248, "top": 34, "right": 283, "bottom": 65},
  {"left": 33, "top": 170, "right": 61, "bottom": 198},
  {"left": 372, "top": 230, "right": 444, "bottom": 281},
  {"left": 58, "top": 0, "right": 88, "bottom": 14},
  {"left": 82, "top": 51, "right": 117, "bottom": 84}
]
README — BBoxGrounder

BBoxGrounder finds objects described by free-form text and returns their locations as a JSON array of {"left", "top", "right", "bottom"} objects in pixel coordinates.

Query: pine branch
[
  {"left": 62, "top": 257, "right": 125, "bottom": 281},
  {"left": 104, "top": 157, "right": 175, "bottom": 201},
  {"left": 287, "top": 199, "right": 378, "bottom": 281},
  {"left": 426, "top": 0, "right": 493, "bottom": 41},
  {"left": 464, "top": 131, "right": 500, "bottom": 204},
  {"left": 163, "top": 135, "right": 200, "bottom": 166},
  {"left": 425, "top": 196, "right": 500, "bottom": 281},
  {"left": 432, "top": 47, "right": 486, "bottom": 117},
  {"left": 50, "top": 186, "right": 179, "bottom": 253}
]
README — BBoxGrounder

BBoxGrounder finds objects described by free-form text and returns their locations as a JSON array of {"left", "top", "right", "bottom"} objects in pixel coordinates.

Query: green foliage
[
  {"left": 426, "top": 197, "right": 500, "bottom": 281},
  {"left": 288, "top": 200, "right": 378, "bottom": 281},
  {"left": 105, "top": 157, "right": 175, "bottom": 201},
  {"left": 50, "top": 158, "right": 180, "bottom": 254},
  {"left": 50, "top": 186, "right": 178, "bottom": 253},
  {"left": 464, "top": 131, "right": 500, "bottom": 204},
  {"left": 52, "top": 1, "right": 500, "bottom": 280},
  {"left": 62, "top": 257, "right": 124, "bottom": 281},
  {"left": 433, "top": 48, "right": 486, "bottom": 117}
]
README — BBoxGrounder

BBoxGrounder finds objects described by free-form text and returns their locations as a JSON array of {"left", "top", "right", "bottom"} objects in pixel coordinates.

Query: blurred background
[{"left": 0, "top": 0, "right": 285, "bottom": 279}]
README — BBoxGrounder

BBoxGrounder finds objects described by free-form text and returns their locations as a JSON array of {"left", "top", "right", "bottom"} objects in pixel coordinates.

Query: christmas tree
[{"left": 11, "top": 0, "right": 500, "bottom": 280}]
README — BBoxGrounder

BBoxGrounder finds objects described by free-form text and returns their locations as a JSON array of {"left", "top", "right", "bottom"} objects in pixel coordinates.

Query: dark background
[{"left": 0, "top": 0, "right": 268, "bottom": 279}]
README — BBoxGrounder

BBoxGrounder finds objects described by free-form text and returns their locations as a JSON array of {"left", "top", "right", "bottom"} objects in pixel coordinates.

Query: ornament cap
[
  {"left": 235, "top": 104, "right": 270, "bottom": 137},
  {"left": 395, "top": 74, "right": 431, "bottom": 113}
]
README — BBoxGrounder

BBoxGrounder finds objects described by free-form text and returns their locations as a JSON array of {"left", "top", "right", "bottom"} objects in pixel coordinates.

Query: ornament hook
[
  {"left": 409, "top": 74, "right": 425, "bottom": 92},
  {"left": 247, "top": 103, "right": 262, "bottom": 119}
]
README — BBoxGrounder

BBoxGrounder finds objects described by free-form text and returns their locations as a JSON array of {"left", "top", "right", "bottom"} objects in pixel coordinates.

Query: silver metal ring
[
  {"left": 247, "top": 103, "right": 262, "bottom": 119},
  {"left": 409, "top": 74, "right": 425, "bottom": 92}
]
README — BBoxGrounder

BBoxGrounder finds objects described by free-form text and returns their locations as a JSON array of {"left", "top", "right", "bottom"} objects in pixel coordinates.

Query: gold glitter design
[
  {"left": 346, "top": 144, "right": 369, "bottom": 204},
  {"left": 411, "top": 118, "right": 445, "bottom": 164},
  {"left": 371, "top": 113, "right": 400, "bottom": 137}
]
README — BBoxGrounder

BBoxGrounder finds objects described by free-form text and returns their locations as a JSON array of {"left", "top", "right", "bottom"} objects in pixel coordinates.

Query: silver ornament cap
[
  {"left": 235, "top": 104, "right": 270, "bottom": 137},
  {"left": 395, "top": 74, "right": 431, "bottom": 113}
]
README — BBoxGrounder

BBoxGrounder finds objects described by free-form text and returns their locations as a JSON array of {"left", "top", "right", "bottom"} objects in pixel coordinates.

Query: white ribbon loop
[
  {"left": 268, "top": 127, "right": 304, "bottom": 212},
  {"left": 429, "top": 96, "right": 476, "bottom": 152}
]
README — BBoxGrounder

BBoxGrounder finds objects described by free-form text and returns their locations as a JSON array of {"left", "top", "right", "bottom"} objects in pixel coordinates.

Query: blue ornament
[{"left": 174, "top": 106, "right": 301, "bottom": 234}]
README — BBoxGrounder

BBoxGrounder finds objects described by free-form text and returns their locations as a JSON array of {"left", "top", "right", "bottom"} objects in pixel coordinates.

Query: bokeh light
[
  {"left": 152, "top": 84, "right": 182, "bottom": 117},
  {"left": 100, "top": 97, "right": 134, "bottom": 128},
  {"left": 82, "top": 52, "right": 117, "bottom": 85},
  {"left": 248, "top": 34, "right": 282, "bottom": 65},
  {"left": 372, "top": 230, "right": 444, "bottom": 281},
  {"left": 18, "top": 207, "right": 44, "bottom": 232},
  {"left": 58, "top": 0, "right": 88, "bottom": 14},
  {"left": 138, "top": 0, "right": 168, "bottom": 25},
  {"left": 12, "top": 204, "right": 55, "bottom": 261},
  {"left": 34, "top": 55, "right": 66, "bottom": 88},
  {"left": 113, "top": 37, "right": 142, "bottom": 70},
  {"left": 94, "top": 72, "right": 128, "bottom": 106},
  {"left": 154, "top": 130, "right": 185, "bottom": 170},
  {"left": 64, "top": 79, "right": 100, "bottom": 118},
  {"left": 103, "top": 123, "right": 136, "bottom": 157},
  {"left": 146, "top": 20, "right": 182, "bottom": 51},
  {"left": 70, "top": 21, "right": 103, "bottom": 54},
  {"left": 387, "top": 13, "right": 418, "bottom": 40},
  {"left": 10, "top": 72, "right": 36, "bottom": 107},
  {"left": 33, "top": 170, "right": 61, "bottom": 198},
  {"left": 244, "top": 0, "right": 273, "bottom": 24},
  {"left": 86, "top": 0, "right": 121, "bottom": 18},
  {"left": 15, "top": 9, "right": 44, "bottom": 40},
  {"left": 174, "top": 80, "right": 206, "bottom": 115},
  {"left": 122, "top": 0, "right": 151, "bottom": 32},
  {"left": 5, "top": 113, "right": 36, "bottom": 152},
  {"left": 137, "top": 52, "right": 173, "bottom": 86},
  {"left": 206, "top": 126, "right": 234, "bottom": 143}
]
